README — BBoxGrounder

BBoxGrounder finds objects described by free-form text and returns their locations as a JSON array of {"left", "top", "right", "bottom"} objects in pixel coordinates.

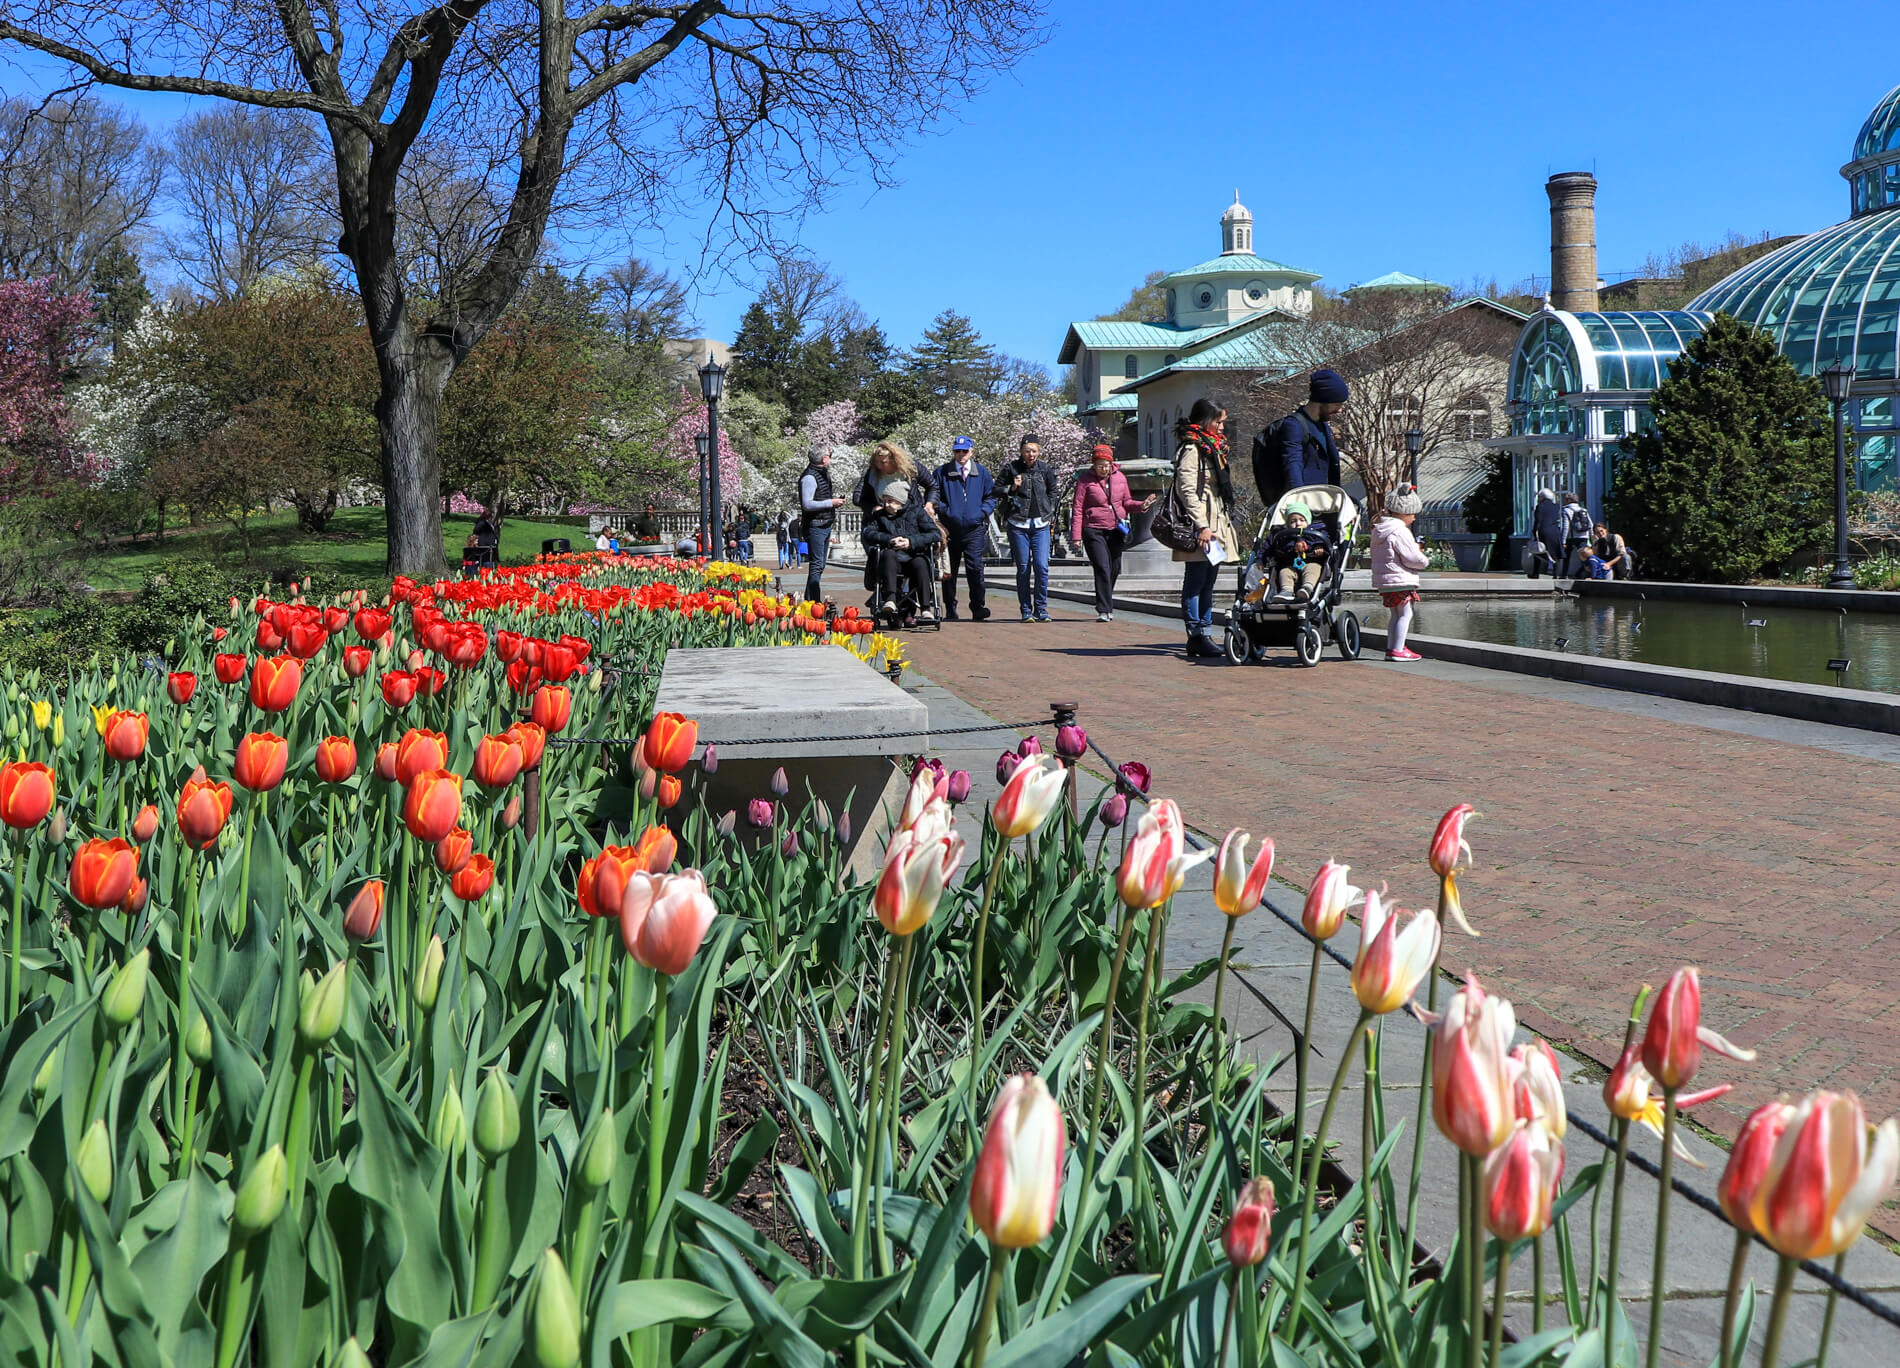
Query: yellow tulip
[
  {"left": 31, "top": 701, "right": 50, "bottom": 730},
  {"left": 91, "top": 704, "right": 111, "bottom": 736}
]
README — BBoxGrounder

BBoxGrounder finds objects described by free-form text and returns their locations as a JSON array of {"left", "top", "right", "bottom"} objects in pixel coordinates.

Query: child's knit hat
[{"left": 1385, "top": 484, "right": 1423, "bottom": 516}]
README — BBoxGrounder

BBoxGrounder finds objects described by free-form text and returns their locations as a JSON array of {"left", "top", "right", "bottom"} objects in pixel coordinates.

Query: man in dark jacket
[
  {"left": 1000, "top": 435, "right": 1060, "bottom": 622},
  {"left": 933, "top": 435, "right": 998, "bottom": 621},
  {"left": 860, "top": 483, "right": 942, "bottom": 625},
  {"left": 1252, "top": 368, "right": 1349, "bottom": 510},
  {"left": 1529, "top": 488, "right": 1565, "bottom": 577}
]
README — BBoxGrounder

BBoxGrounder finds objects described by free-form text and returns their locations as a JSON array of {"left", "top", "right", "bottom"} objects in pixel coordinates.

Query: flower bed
[{"left": 0, "top": 553, "right": 1890, "bottom": 1368}]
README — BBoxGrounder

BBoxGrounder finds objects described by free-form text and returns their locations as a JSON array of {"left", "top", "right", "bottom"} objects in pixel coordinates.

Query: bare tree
[
  {"left": 761, "top": 253, "right": 849, "bottom": 340},
  {"left": 0, "top": 94, "right": 159, "bottom": 290},
  {"left": 600, "top": 255, "right": 691, "bottom": 346},
  {"left": 0, "top": 1, "right": 1044, "bottom": 575},
  {"left": 163, "top": 104, "right": 333, "bottom": 299}
]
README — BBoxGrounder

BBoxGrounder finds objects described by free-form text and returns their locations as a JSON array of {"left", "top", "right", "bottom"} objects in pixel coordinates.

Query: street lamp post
[
  {"left": 1404, "top": 427, "right": 1424, "bottom": 488},
  {"left": 698, "top": 353, "right": 728, "bottom": 560},
  {"left": 1822, "top": 362, "right": 1854, "bottom": 590},
  {"left": 694, "top": 431, "right": 710, "bottom": 553}
]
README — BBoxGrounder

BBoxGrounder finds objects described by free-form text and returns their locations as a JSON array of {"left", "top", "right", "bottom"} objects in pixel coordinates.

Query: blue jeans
[
  {"left": 1181, "top": 559, "right": 1219, "bottom": 635},
  {"left": 1007, "top": 524, "right": 1050, "bottom": 618},
  {"left": 803, "top": 523, "right": 832, "bottom": 602}
]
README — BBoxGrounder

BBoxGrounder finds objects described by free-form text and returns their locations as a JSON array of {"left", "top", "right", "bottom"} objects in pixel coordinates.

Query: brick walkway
[{"left": 893, "top": 596, "right": 1900, "bottom": 1147}]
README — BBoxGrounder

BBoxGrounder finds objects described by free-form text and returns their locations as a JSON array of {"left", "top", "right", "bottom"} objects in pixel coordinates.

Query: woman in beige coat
[{"left": 1171, "top": 397, "right": 1240, "bottom": 658}]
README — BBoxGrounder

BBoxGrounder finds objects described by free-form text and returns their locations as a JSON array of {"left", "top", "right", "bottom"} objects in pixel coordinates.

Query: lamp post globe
[
  {"left": 1404, "top": 427, "right": 1424, "bottom": 488},
  {"left": 1822, "top": 362, "right": 1855, "bottom": 590},
  {"left": 698, "top": 354, "right": 728, "bottom": 558},
  {"left": 694, "top": 431, "right": 710, "bottom": 552}
]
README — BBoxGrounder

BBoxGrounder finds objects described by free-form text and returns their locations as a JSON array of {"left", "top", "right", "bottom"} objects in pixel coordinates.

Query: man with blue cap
[
  {"left": 1251, "top": 368, "right": 1348, "bottom": 509},
  {"left": 932, "top": 435, "right": 999, "bottom": 620}
]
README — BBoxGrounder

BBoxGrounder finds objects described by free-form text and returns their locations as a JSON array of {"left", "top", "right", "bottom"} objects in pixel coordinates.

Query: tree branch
[{"left": 569, "top": 0, "right": 719, "bottom": 109}]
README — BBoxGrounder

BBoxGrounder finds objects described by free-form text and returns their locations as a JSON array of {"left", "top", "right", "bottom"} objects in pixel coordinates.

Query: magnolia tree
[
  {"left": 661, "top": 386, "right": 742, "bottom": 512},
  {"left": 0, "top": 278, "right": 97, "bottom": 501},
  {"left": 894, "top": 392, "right": 1092, "bottom": 479}
]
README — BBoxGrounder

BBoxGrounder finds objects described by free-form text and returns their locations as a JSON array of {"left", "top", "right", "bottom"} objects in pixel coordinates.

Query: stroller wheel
[
  {"left": 1223, "top": 627, "right": 1250, "bottom": 665},
  {"left": 1295, "top": 625, "right": 1324, "bottom": 667},
  {"left": 1334, "top": 611, "right": 1363, "bottom": 661}
]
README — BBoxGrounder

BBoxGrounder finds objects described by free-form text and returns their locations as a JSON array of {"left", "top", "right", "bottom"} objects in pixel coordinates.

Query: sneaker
[
  {"left": 915, "top": 606, "right": 937, "bottom": 624},
  {"left": 881, "top": 600, "right": 899, "bottom": 616},
  {"left": 1385, "top": 647, "right": 1423, "bottom": 662},
  {"left": 972, "top": 606, "right": 991, "bottom": 621},
  {"left": 944, "top": 608, "right": 960, "bottom": 621},
  {"left": 1269, "top": 591, "right": 1294, "bottom": 604},
  {"left": 1034, "top": 613, "right": 1051, "bottom": 623},
  {"left": 1096, "top": 612, "right": 1112, "bottom": 622},
  {"left": 1020, "top": 613, "right": 1033, "bottom": 623}
]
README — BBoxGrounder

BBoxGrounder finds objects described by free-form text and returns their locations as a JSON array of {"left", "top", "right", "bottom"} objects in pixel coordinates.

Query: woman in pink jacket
[
  {"left": 1070, "top": 445, "right": 1152, "bottom": 621},
  {"left": 1370, "top": 483, "right": 1431, "bottom": 661}
]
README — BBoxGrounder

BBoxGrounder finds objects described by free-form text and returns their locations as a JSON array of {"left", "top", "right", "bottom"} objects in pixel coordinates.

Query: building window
[
  {"left": 1164, "top": 354, "right": 1177, "bottom": 366},
  {"left": 1124, "top": 354, "right": 1138, "bottom": 380},
  {"left": 1450, "top": 392, "right": 1493, "bottom": 441},
  {"left": 1385, "top": 394, "right": 1422, "bottom": 449},
  {"left": 1602, "top": 409, "right": 1626, "bottom": 438}
]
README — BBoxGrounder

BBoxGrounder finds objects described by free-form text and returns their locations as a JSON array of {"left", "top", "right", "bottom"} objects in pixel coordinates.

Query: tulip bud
[
  {"left": 414, "top": 935, "right": 445, "bottom": 1011},
  {"left": 474, "top": 1067, "right": 520, "bottom": 1159},
  {"left": 74, "top": 1118, "right": 113, "bottom": 1203},
  {"left": 299, "top": 961, "right": 348, "bottom": 1044},
  {"left": 1099, "top": 793, "right": 1127, "bottom": 828},
  {"left": 699, "top": 744, "right": 718, "bottom": 775},
  {"left": 946, "top": 769, "right": 972, "bottom": 804},
  {"left": 46, "top": 807, "right": 65, "bottom": 842},
  {"left": 131, "top": 803, "right": 159, "bottom": 843},
  {"left": 335, "top": 1339, "right": 373, "bottom": 1368},
  {"left": 33, "top": 1048, "right": 57, "bottom": 1098},
  {"left": 576, "top": 1107, "right": 617, "bottom": 1191},
  {"left": 1224, "top": 1176, "right": 1276, "bottom": 1267},
  {"left": 715, "top": 809, "right": 736, "bottom": 837},
  {"left": 233, "top": 1144, "right": 289, "bottom": 1235},
  {"left": 432, "top": 1088, "right": 467, "bottom": 1154},
  {"left": 746, "top": 798, "right": 774, "bottom": 829},
  {"left": 102, "top": 948, "right": 150, "bottom": 1028},
  {"left": 344, "top": 880, "right": 386, "bottom": 942},
  {"left": 186, "top": 1011, "right": 214, "bottom": 1065},
  {"left": 811, "top": 799, "right": 832, "bottom": 833},
  {"left": 1054, "top": 723, "right": 1087, "bottom": 759},
  {"left": 769, "top": 766, "right": 788, "bottom": 797},
  {"left": 838, "top": 811, "right": 851, "bottom": 846},
  {"left": 530, "top": 1248, "right": 583, "bottom": 1368},
  {"left": 781, "top": 828, "right": 799, "bottom": 858}
]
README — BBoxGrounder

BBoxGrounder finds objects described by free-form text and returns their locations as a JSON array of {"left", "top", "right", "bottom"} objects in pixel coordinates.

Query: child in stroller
[
  {"left": 1263, "top": 499, "right": 1331, "bottom": 602},
  {"left": 860, "top": 483, "right": 942, "bottom": 628},
  {"left": 1223, "top": 485, "right": 1363, "bottom": 667}
]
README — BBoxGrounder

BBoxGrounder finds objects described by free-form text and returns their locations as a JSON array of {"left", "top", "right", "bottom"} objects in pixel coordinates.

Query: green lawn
[{"left": 67, "top": 507, "right": 591, "bottom": 593}]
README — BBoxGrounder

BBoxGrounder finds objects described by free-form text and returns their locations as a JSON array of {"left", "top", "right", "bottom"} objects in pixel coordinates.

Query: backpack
[{"left": 1566, "top": 505, "right": 1594, "bottom": 544}]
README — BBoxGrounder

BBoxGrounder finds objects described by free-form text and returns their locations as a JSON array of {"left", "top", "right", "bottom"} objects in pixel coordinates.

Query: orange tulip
[
  {"left": 434, "top": 827, "right": 473, "bottom": 874},
  {"left": 249, "top": 655, "right": 303, "bottom": 713},
  {"left": 1750, "top": 1090, "right": 1899, "bottom": 1260},
  {"left": 1640, "top": 967, "right": 1756, "bottom": 1092},
  {"left": 176, "top": 767, "right": 234, "bottom": 851},
  {"left": 451, "top": 854, "right": 494, "bottom": 901},
  {"left": 630, "top": 825, "right": 678, "bottom": 874},
  {"left": 0, "top": 761, "right": 55, "bottom": 829},
  {"left": 233, "top": 733, "right": 289, "bottom": 792},
  {"left": 131, "top": 804, "right": 159, "bottom": 844},
  {"left": 402, "top": 770, "right": 463, "bottom": 843},
  {"left": 970, "top": 1073, "right": 1066, "bottom": 1249},
  {"left": 70, "top": 838, "right": 139, "bottom": 909},
  {"left": 314, "top": 736, "right": 357, "bottom": 784},
  {"left": 655, "top": 774, "right": 681, "bottom": 809},
  {"left": 102, "top": 710, "right": 149, "bottom": 762},
  {"left": 508, "top": 721, "right": 547, "bottom": 771},
  {"left": 121, "top": 877, "right": 149, "bottom": 915},
  {"left": 374, "top": 742, "right": 400, "bottom": 782},
  {"left": 619, "top": 869, "right": 717, "bottom": 975},
  {"left": 470, "top": 733, "right": 524, "bottom": 789},
  {"left": 576, "top": 844, "right": 645, "bottom": 918},
  {"left": 344, "top": 880, "right": 386, "bottom": 941},
  {"left": 643, "top": 712, "right": 698, "bottom": 773},
  {"left": 394, "top": 728, "right": 449, "bottom": 787},
  {"left": 530, "top": 684, "right": 571, "bottom": 734}
]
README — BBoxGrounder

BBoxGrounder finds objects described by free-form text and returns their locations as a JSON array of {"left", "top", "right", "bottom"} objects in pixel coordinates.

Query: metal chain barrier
[{"left": 545, "top": 718, "right": 1051, "bottom": 749}]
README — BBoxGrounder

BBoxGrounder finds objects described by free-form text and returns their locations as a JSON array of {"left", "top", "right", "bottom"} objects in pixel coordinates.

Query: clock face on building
[
  {"left": 1194, "top": 284, "right": 1215, "bottom": 309},
  {"left": 1245, "top": 281, "right": 1266, "bottom": 303}
]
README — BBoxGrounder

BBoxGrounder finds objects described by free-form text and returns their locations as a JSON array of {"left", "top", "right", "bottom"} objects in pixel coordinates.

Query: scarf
[{"left": 1183, "top": 423, "right": 1235, "bottom": 506}]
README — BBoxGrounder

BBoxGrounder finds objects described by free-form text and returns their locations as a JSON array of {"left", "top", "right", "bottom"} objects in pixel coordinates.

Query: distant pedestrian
[
  {"left": 1001, "top": 434, "right": 1059, "bottom": 622},
  {"left": 934, "top": 435, "right": 998, "bottom": 621},
  {"left": 1172, "top": 399, "right": 1239, "bottom": 658},
  {"left": 1592, "top": 522, "right": 1635, "bottom": 579},
  {"left": 1560, "top": 490, "right": 1593, "bottom": 577},
  {"left": 595, "top": 529, "right": 611, "bottom": 552},
  {"left": 1529, "top": 488, "right": 1564, "bottom": 578},
  {"left": 1252, "top": 368, "right": 1347, "bottom": 509},
  {"left": 1070, "top": 444, "right": 1150, "bottom": 620},
  {"left": 799, "top": 448, "right": 847, "bottom": 602},
  {"left": 1372, "top": 483, "right": 1431, "bottom": 661}
]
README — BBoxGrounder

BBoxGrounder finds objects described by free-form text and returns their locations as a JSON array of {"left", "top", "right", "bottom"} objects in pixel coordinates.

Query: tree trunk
[{"left": 374, "top": 343, "right": 453, "bottom": 578}]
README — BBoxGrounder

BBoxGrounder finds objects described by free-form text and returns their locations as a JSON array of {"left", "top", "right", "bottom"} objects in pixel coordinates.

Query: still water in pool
[{"left": 1358, "top": 596, "right": 1900, "bottom": 694}]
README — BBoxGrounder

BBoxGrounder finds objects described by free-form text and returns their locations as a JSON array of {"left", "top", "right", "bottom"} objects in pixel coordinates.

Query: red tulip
[
  {"left": 1640, "top": 967, "right": 1755, "bottom": 1091},
  {"left": 470, "top": 733, "right": 524, "bottom": 789},
  {"left": 1718, "top": 1100, "right": 1798, "bottom": 1232},
  {"left": 354, "top": 608, "right": 391, "bottom": 641},
  {"left": 122, "top": 877, "right": 148, "bottom": 915},
  {"left": 131, "top": 804, "right": 159, "bottom": 844},
  {"left": 508, "top": 721, "right": 547, "bottom": 771},
  {"left": 0, "top": 761, "right": 56, "bottom": 829},
  {"left": 494, "top": 629, "right": 524, "bottom": 663},
  {"left": 314, "top": 735, "right": 357, "bottom": 783},
  {"left": 344, "top": 880, "right": 386, "bottom": 941},
  {"left": 442, "top": 624, "right": 486, "bottom": 668},
  {"left": 618, "top": 869, "right": 717, "bottom": 975},
  {"left": 541, "top": 643, "right": 580, "bottom": 683},
  {"left": 1749, "top": 1090, "right": 1900, "bottom": 1259},
  {"left": 343, "top": 645, "right": 373, "bottom": 678},
  {"left": 1223, "top": 1176, "right": 1276, "bottom": 1268},
  {"left": 1429, "top": 803, "right": 1480, "bottom": 937},
  {"left": 69, "top": 837, "right": 139, "bottom": 909},
  {"left": 506, "top": 659, "right": 543, "bottom": 695},
  {"left": 434, "top": 827, "right": 473, "bottom": 874},
  {"left": 168, "top": 671, "right": 198, "bottom": 705},
  {"left": 285, "top": 622, "right": 327, "bottom": 659},
  {"left": 557, "top": 633, "right": 592, "bottom": 664},
  {"left": 214, "top": 653, "right": 247, "bottom": 684},
  {"left": 1213, "top": 830, "right": 1273, "bottom": 917},
  {"left": 531, "top": 684, "right": 571, "bottom": 733},
  {"left": 234, "top": 733, "right": 289, "bottom": 792},
  {"left": 176, "top": 767, "right": 234, "bottom": 850},
  {"left": 970, "top": 1073, "right": 1066, "bottom": 1249},
  {"left": 374, "top": 742, "right": 400, "bottom": 782},
  {"left": 1482, "top": 1118, "right": 1564, "bottom": 1241},
  {"left": 631, "top": 825, "right": 678, "bottom": 874},
  {"left": 414, "top": 665, "right": 447, "bottom": 697},
  {"left": 1428, "top": 974, "right": 1518, "bottom": 1157},
  {"left": 655, "top": 774, "right": 681, "bottom": 809},
  {"left": 256, "top": 620, "right": 283, "bottom": 652},
  {"left": 394, "top": 729, "right": 449, "bottom": 787},
  {"left": 1301, "top": 860, "right": 1361, "bottom": 940},
  {"left": 102, "top": 710, "right": 149, "bottom": 762},
  {"left": 324, "top": 606, "right": 348, "bottom": 635},
  {"left": 381, "top": 671, "right": 417, "bottom": 708},
  {"left": 249, "top": 656, "right": 303, "bottom": 713},
  {"left": 451, "top": 854, "right": 494, "bottom": 901},
  {"left": 643, "top": 712, "right": 698, "bottom": 773},
  {"left": 402, "top": 770, "right": 463, "bottom": 843}
]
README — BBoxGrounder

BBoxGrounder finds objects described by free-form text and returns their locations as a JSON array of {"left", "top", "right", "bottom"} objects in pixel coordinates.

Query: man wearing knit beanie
[{"left": 1252, "top": 368, "right": 1348, "bottom": 508}]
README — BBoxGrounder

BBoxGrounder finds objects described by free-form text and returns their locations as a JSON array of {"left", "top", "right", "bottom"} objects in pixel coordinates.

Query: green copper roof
[
  {"left": 1058, "top": 315, "right": 1267, "bottom": 363},
  {"left": 1111, "top": 327, "right": 1311, "bottom": 392},
  {"left": 1347, "top": 270, "right": 1449, "bottom": 293},
  {"left": 1158, "top": 253, "right": 1322, "bottom": 286},
  {"left": 1081, "top": 392, "right": 1139, "bottom": 413}
]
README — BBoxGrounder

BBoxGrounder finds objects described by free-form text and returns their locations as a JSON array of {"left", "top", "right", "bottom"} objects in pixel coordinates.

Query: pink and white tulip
[
  {"left": 1213, "top": 830, "right": 1274, "bottom": 918},
  {"left": 1351, "top": 890, "right": 1441, "bottom": 1016}
]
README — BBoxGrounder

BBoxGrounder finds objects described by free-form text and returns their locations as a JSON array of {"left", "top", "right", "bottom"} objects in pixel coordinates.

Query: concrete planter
[{"left": 1444, "top": 533, "right": 1496, "bottom": 573}]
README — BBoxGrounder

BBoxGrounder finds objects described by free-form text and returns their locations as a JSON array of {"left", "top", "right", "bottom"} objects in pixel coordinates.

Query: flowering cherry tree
[
  {"left": 661, "top": 386, "right": 743, "bottom": 511},
  {"left": 0, "top": 279, "right": 97, "bottom": 501}
]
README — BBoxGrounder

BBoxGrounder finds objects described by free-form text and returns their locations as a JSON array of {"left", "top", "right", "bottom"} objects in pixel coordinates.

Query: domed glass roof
[
  {"left": 1686, "top": 211, "right": 1900, "bottom": 380},
  {"left": 1856, "top": 85, "right": 1900, "bottom": 162}
]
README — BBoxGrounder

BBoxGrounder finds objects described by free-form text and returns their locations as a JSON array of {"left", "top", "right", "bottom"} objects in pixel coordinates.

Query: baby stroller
[{"left": 1223, "top": 485, "right": 1364, "bottom": 667}]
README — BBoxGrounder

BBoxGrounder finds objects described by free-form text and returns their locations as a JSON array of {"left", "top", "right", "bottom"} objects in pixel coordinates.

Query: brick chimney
[{"left": 1546, "top": 172, "right": 1599, "bottom": 313}]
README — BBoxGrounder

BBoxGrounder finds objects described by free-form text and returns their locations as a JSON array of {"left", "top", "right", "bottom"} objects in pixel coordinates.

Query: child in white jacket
[{"left": 1370, "top": 484, "right": 1431, "bottom": 661}]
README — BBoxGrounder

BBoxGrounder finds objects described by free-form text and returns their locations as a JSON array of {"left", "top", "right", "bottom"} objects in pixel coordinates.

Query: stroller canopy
[{"left": 1259, "top": 484, "right": 1358, "bottom": 544}]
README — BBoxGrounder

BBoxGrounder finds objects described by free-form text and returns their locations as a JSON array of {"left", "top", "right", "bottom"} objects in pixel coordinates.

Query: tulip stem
[
  {"left": 1717, "top": 1226, "right": 1749, "bottom": 1368},
  {"left": 1487, "top": 1241, "right": 1508, "bottom": 1368},
  {"left": 1403, "top": 932, "right": 1444, "bottom": 1272},
  {"left": 6, "top": 829, "right": 22, "bottom": 1019},
  {"left": 213, "top": 1235, "right": 257, "bottom": 1368},
  {"left": 1759, "top": 1256, "right": 1797, "bottom": 1368},
  {"left": 968, "top": 1245, "right": 1010, "bottom": 1368},
  {"left": 1211, "top": 916, "right": 1237, "bottom": 1108},
  {"left": 876, "top": 933, "right": 917, "bottom": 1276},
  {"left": 1218, "top": 1266, "right": 1240, "bottom": 1368},
  {"left": 1130, "top": 902, "right": 1166, "bottom": 1239},
  {"left": 284, "top": 1048, "right": 317, "bottom": 1217},
  {"left": 1293, "top": 939, "right": 1321, "bottom": 1178},
  {"left": 1644, "top": 1089, "right": 1679, "bottom": 1368},
  {"left": 1532, "top": 1232, "right": 1546, "bottom": 1336},
  {"left": 852, "top": 938, "right": 899, "bottom": 1286},
  {"left": 1816, "top": 1250, "right": 1848, "bottom": 1368},
  {"left": 1465, "top": 1152, "right": 1483, "bottom": 1368},
  {"left": 639, "top": 972, "right": 671, "bottom": 1280},
  {"left": 1604, "top": 1117, "right": 1632, "bottom": 1363},
  {"left": 233, "top": 793, "right": 260, "bottom": 942},
  {"left": 1283, "top": 1006, "right": 1371, "bottom": 1344},
  {"left": 966, "top": 835, "right": 1009, "bottom": 1128}
]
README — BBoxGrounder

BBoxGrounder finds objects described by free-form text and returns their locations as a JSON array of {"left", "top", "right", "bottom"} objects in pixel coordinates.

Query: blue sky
[{"left": 9, "top": 0, "right": 1900, "bottom": 369}]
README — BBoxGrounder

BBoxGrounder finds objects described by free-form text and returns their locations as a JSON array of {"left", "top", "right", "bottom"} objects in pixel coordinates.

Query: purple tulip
[
  {"left": 747, "top": 798, "right": 775, "bottom": 829},
  {"left": 769, "top": 766, "right": 789, "bottom": 797},
  {"left": 995, "top": 750, "right": 1022, "bottom": 785},
  {"left": 715, "top": 810, "right": 737, "bottom": 837},
  {"left": 946, "top": 769, "right": 972, "bottom": 804},
  {"left": 1018, "top": 736, "right": 1044, "bottom": 758},
  {"left": 1118, "top": 761, "right": 1152, "bottom": 796},
  {"left": 838, "top": 811, "right": 852, "bottom": 845},
  {"left": 699, "top": 744, "right": 718, "bottom": 775},
  {"left": 1100, "top": 793, "right": 1128, "bottom": 828},
  {"left": 911, "top": 756, "right": 947, "bottom": 787},
  {"left": 1055, "top": 723, "right": 1087, "bottom": 760},
  {"left": 811, "top": 799, "right": 832, "bottom": 832},
  {"left": 781, "top": 828, "right": 800, "bottom": 858}
]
